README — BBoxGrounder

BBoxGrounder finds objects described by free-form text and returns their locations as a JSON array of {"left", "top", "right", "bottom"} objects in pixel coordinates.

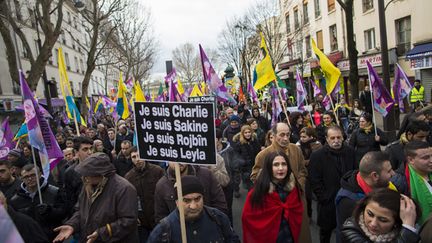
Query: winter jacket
[
  {"left": 349, "top": 127, "right": 388, "bottom": 165},
  {"left": 335, "top": 170, "right": 366, "bottom": 233},
  {"left": 219, "top": 142, "right": 245, "bottom": 182},
  {"left": 309, "top": 144, "right": 356, "bottom": 228},
  {"left": 0, "top": 177, "right": 21, "bottom": 200},
  {"left": 154, "top": 165, "right": 228, "bottom": 222},
  {"left": 66, "top": 173, "right": 139, "bottom": 243},
  {"left": 63, "top": 162, "right": 82, "bottom": 217},
  {"left": 125, "top": 162, "right": 165, "bottom": 230},
  {"left": 9, "top": 178, "right": 67, "bottom": 240},
  {"left": 385, "top": 140, "right": 406, "bottom": 171},
  {"left": 251, "top": 143, "right": 308, "bottom": 190},
  {"left": 223, "top": 125, "right": 241, "bottom": 144},
  {"left": 232, "top": 133, "right": 261, "bottom": 168},
  {"left": 208, "top": 154, "right": 231, "bottom": 187},
  {"left": 148, "top": 206, "right": 240, "bottom": 243},
  {"left": 341, "top": 217, "right": 420, "bottom": 243},
  {"left": 113, "top": 154, "right": 133, "bottom": 177},
  {"left": 7, "top": 206, "right": 49, "bottom": 243}
]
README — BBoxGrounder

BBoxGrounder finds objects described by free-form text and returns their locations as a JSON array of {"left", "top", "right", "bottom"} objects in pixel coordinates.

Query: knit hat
[
  {"left": 8, "top": 148, "right": 22, "bottom": 158},
  {"left": 229, "top": 115, "right": 241, "bottom": 123},
  {"left": 175, "top": 176, "right": 204, "bottom": 198},
  {"left": 75, "top": 152, "right": 116, "bottom": 176}
]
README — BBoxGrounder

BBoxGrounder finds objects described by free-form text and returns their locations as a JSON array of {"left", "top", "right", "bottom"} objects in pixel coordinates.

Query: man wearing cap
[
  {"left": 53, "top": 152, "right": 139, "bottom": 243},
  {"left": 223, "top": 115, "right": 242, "bottom": 144},
  {"left": 148, "top": 176, "right": 240, "bottom": 243}
]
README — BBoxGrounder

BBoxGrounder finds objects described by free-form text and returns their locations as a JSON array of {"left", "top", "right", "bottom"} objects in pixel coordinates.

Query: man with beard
[
  {"left": 309, "top": 126, "right": 356, "bottom": 243},
  {"left": 335, "top": 151, "right": 396, "bottom": 238},
  {"left": 148, "top": 176, "right": 239, "bottom": 242}
]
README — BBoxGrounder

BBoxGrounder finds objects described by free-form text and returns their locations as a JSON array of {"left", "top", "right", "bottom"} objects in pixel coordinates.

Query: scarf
[
  {"left": 85, "top": 176, "right": 108, "bottom": 204},
  {"left": 356, "top": 173, "right": 398, "bottom": 195},
  {"left": 399, "top": 133, "right": 409, "bottom": 145},
  {"left": 242, "top": 184, "right": 303, "bottom": 243},
  {"left": 405, "top": 164, "right": 432, "bottom": 224},
  {"left": 358, "top": 212, "right": 398, "bottom": 242},
  {"left": 361, "top": 124, "right": 374, "bottom": 134}
]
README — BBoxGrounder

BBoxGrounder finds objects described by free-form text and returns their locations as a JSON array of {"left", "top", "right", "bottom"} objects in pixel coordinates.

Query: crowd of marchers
[{"left": 1, "top": 91, "right": 432, "bottom": 243}]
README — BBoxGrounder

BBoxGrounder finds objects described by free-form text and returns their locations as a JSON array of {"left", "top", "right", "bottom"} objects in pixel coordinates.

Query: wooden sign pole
[{"left": 174, "top": 163, "right": 187, "bottom": 243}]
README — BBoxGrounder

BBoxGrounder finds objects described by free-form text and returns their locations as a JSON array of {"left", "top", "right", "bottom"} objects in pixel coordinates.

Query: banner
[
  {"left": 366, "top": 61, "right": 394, "bottom": 116},
  {"left": 0, "top": 117, "right": 15, "bottom": 159},
  {"left": 134, "top": 102, "right": 216, "bottom": 165}
]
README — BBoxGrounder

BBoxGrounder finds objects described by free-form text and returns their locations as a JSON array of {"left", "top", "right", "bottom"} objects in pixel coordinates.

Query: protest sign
[
  {"left": 134, "top": 102, "right": 216, "bottom": 165},
  {"left": 187, "top": 95, "right": 217, "bottom": 116}
]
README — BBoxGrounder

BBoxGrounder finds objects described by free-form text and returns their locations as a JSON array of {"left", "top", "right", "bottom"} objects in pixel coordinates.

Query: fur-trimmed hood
[{"left": 269, "top": 173, "right": 296, "bottom": 194}]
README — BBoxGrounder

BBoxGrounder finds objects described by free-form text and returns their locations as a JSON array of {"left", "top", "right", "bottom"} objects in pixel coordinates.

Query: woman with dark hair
[
  {"left": 289, "top": 112, "right": 304, "bottom": 143},
  {"left": 247, "top": 118, "right": 265, "bottom": 147},
  {"left": 252, "top": 107, "right": 269, "bottom": 132},
  {"left": 264, "top": 130, "right": 274, "bottom": 147},
  {"left": 341, "top": 188, "right": 420, "bottom": 243},
  {"left": 232, "top": 125, "right": 261, "bottom": 191},
  {"left": 296, "top": 127, "right": 322, "bottom": 218},
  {"left": 242, "top": 151, "right": 311, "bottom": 243},
  {"left": 315, "top": 111, "right": 337, "bottom": 145},
  {"left": 349, "top": 113, "right": 388, "bottom": 165}
]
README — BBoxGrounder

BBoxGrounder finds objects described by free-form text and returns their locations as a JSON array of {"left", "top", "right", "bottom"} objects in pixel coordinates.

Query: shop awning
[{"left": 406, "top": 42, "right": 432, "bottom": 59}]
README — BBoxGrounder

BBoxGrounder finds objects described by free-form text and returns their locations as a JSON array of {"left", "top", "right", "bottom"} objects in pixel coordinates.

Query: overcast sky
[{"left": 138, "top": 0, "right": 252, "bottom": 78}]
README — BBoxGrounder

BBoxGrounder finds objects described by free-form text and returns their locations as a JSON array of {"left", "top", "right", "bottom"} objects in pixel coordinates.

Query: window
[
  {"left": 328, "top": 0, "right": 335, "bottom": 12},
  {"left": 296, "top": 40, "right": 302, "bottom": 58},
  {"left": 55, "top": 49, "right": 59, "bottom": 66},
  {"left": 34, "top": 40, "right": 39, "bottom": 55},
  {"left": 70, "top": 81, "right": 74, "bottom": 96},
  {"left": 314, "top": 0, "right": 321, "bottom": 18},
  {"left": 364, "top": 28, "right": 375, "bottom": 50},
  {"left": 21, "top": 40, "right": 29, "bottom": 58},
  {"left": 48, "top": 50, "right": 53, "bottom": 65},
  {"left": 316, "top": 30, "right": 323, "bottom": 50},
  {"left": 74, "top": 56, "right": 79, "bottom": 72},
  {"left": 362, "top": 0, "right": 374, "bottom": 12},
  {"left": 286, "top": 14, "right": 290, "bottom": 33},
  {"left": 73, "top": 16, "right": 77, "bottom": 28},
  {"left": 61, "top": 32, "right": 66, "bottom": 45},
  {"left": 294, "top": 7, "right": 299, "bottom": 30},
  {"left": 67, "top": 12, "right": 71, "bottom": 24},
  {"left": 329, "top": 24, "right": 338, "bottom": 51},
  {"left": 305, "top": 36, "right": 311, "bottom": 57},
  {"left": 80, "top": 59, "right": 85, "bottom": 74},
  {"left": 395, "top": 16, "right": 411, "bottom": 55},
  {"left": 65, "top": 52, "right": 71, "bottom": 70},
  {"left": 303, "top": 2, "right": 309, "bottom": 24}
]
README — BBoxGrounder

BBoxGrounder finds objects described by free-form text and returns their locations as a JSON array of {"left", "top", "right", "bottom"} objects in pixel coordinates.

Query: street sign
[{"left": 134, "top": 102, "right": 216, "bottom": 165}]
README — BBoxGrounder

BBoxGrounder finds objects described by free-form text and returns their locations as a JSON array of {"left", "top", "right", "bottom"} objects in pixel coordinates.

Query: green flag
[
  {"left": 158, "top": 83, "right": 164, "bottom": 95},
  {"left": 276, "top": 75, "right": 287, "bottom": 88}
]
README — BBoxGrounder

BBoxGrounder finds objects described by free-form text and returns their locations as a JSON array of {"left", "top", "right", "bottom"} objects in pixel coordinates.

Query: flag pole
[
  {"left": 329, "top": 95, "right": 341, "bottom": 126},
  {"left": 30, "top": 147, "right": 43, "bottom": 205},
  {"left": 174, "top": 163, "right": 188, "bottom": 243},
  {"left": 73, "top": 109, "right": 80, "bottom": 136},
  {"left": 274, "top": 80, "right": 291, "bottom": 127},
  {"left": 15, "top": 139, "right": 21, "bottom": 149},
  {"left": 368, "top": 81, "right": 378, "bottom": 135}
]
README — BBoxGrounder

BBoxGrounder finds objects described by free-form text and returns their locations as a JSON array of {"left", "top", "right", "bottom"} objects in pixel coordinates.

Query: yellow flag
[
  {"left": 311, "top": 38, "right": 341, "bottom": 94},
  {"left": 58, "top": 47, "right": 86, "bottom": 126},
  {"left": 253, "top": 32, "right": 277, "bottom": 90},
  {"left": 134, "top": 81, "right": 146, "bottom": 102},
  {"left": 177, "top": 79, "right": 185, "bottom": 95},
  {"left": 190, "top": 84, "right": 203, "bottom": 97},
  {"left": 116, "top": 72, "right": 130, "bottom": 119},
  {"left": 200, "top": 81, "right": 207, "bottom": 95}
]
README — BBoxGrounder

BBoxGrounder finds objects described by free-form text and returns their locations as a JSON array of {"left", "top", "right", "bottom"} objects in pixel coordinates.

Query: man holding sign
[{"left": 148, "top": 176, "right": 239, "bottom": 242}]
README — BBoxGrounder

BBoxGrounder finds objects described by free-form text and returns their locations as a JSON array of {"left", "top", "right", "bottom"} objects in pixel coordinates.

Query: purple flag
[
  {"left": 0, "top": 205, "right": 24, "bottom": 243},
  {"left": 393, "top": 63, "right": 412, "bottom": 112},
  {"left": 331, "top": 80, "right": 341, "bottom": 99},
  {"left": 271, "top": 86, "right": 282, "bottom": 127},
  {"left": 247, "top": 82, "right": 259, "bottom": 104},
  {"left": 311, "top": 80, "right": 322, "bottom": 97},
  {"left": 19, "top": 70, "right": 63, "bottom": 177},
  {"left": 168, "top": 79, "right": 182, "bottom": 102},
  {"left": 366, "top": 61, "right": 394, "bottom": 117},
  {"left": 164, "top": 68, "right": 177, "bottom": 86},
  {"left": 296, "top": 70, "right": 307, "bottom": 110},
  {"left": 199, "top": 44, "right": 236, "bottom": 104},
  {"left": 322, "top": 95, "right": 331, "bottom": 110},
  {"left": 88, "top": 98, "right": 93, "bottom": 127},
  {"left": 0, "top": 117, "right": 16, "bottom": 159}
]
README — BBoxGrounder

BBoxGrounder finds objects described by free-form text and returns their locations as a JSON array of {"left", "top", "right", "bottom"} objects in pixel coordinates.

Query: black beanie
[{"left": 175, "top": 175, "right": 204, "bottom": 198}]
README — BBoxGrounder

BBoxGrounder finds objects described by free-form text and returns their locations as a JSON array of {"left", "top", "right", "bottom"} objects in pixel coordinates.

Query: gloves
[{"left": 36, "top": 203, "right": 51, "bottom": 215}]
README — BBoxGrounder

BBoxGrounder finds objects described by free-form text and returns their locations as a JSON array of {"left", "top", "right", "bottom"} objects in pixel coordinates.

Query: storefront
[{"left": 406, "top": 42, "right": 432, "bottom": 103}]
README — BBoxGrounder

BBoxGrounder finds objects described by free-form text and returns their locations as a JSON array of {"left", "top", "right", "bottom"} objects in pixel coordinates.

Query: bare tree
[
  {"left": 68, "top": 0, "right": 129, "bottom": 117},
  {"left": 0, "top": 0, "right": 65, "bottom": 90},
  {"left": 111, "top": 2, "right": 158, "bottom": 82},
  {"left": 172, "top": 43, "right": 201, "bottom": 85},
  {"left": 337, "top": 0, "right": 359, "bottom": 99}
]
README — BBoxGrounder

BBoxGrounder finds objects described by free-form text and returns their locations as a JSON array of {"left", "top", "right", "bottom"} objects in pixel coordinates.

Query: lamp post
[{"left": 235, "top": 23, "right": 248, "bottom": 96}]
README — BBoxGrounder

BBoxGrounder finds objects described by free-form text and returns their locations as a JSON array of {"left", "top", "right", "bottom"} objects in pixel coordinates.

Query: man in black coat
[
  {"left": 335, "top": 151, "right": 396, "bottom": 239},
  {"left": 0, "top": 160, "right": 21, "bottom": 200},
  {"left": 359, "top": 85, "right": 372, "bottom": 114},
  {"left": 9, "top": 164, "right": 67, "bottom": 241},
  {"left": 309, "top": 126, "right": 356, "bottom": 243}
]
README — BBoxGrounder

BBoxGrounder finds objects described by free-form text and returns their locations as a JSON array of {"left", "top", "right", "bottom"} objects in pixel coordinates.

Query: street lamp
[{"left": 234, "top": 23, "right": 248, "bottom": 96}]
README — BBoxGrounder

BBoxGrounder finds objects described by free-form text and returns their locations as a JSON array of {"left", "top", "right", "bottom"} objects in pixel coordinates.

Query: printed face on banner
[{"left": 134, "top": 102, "right": 216, "bottom": 165}]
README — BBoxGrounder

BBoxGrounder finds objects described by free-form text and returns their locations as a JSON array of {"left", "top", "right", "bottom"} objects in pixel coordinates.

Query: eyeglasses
[{"left": 22, "top": 174, "right": 37, "bottom": 180}]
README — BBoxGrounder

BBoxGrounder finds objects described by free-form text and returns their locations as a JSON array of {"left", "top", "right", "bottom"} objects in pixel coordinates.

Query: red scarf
[
  {"left": 356, "top": 172, "right": 373, "bottom": 195},
  {"left": 242, "top": 187, "right": 303, "bottom": 243}
]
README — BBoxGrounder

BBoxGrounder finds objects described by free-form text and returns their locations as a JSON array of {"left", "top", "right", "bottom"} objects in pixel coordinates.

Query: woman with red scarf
[{"left": 242, "top": 151, "right": 311, "bottom": 243}]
